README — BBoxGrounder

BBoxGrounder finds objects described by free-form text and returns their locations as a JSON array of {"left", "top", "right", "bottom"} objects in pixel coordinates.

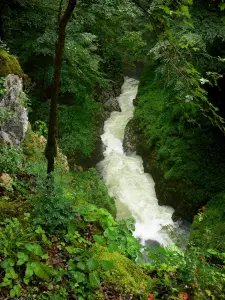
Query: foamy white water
[{"left": 97, "top": 77, "right": 175, "bottom": 246}]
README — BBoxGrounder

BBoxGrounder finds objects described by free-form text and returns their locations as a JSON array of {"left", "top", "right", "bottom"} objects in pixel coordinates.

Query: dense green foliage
[
  {"left": 1, "top": 137, "right": 225, "bottom": 299},
  {"left": 134, "top": 65, "right": 225, "bottom": 218},
  {"left": 191, "top": 192, "right": 225, "bottom": 252},
  {"left": 1, "top": 0, "right": 145, "bottom": 158},
  {"left": 1, "top": 0, "right": 225, "bottom": 299}
]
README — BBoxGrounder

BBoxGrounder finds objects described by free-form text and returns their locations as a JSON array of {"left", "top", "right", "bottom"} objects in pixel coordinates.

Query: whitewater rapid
[{"left": 97, "top": 77, "right": 175, "bottom": 246}]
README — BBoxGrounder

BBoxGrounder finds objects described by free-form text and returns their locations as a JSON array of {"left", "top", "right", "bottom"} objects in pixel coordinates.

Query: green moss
[
  {"left": 92, "top": 245, "right": 154, "bottom": 296},
  {"left": 0, "top": 197, "right": 26, "bottom": 221},
  {"left": 0, "top": 49, "right": 23, "bottom": 77}
]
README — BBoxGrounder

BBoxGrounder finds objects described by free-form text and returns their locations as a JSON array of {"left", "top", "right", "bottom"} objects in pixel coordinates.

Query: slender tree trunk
[{"left": 45, "top": 0, "right": 77, "bottom": 174}]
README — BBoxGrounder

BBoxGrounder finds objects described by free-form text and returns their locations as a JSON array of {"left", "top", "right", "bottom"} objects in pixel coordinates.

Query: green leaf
[
  {"left": 31, "top": 262, "right": 50, "bottom": 281},
  {"left": 93, "top": 235, "right": 105, "bottom": 245},
  {"left": 5, "top": 267, "right": 18, "bottom": 279},
  {"left": 35, "top": 226, "right": 45, "bottom": 234},
  {"left": 101, "top": 260, "right": 114, "bottom": 271},
  {"left": 181, "top": 5, "right": 190, "bottom": 18},
  {"left": 17, "top": 252, "right": 29, "bottom": 265},
  {"left": 87, "top": 258, "right": 98, "bottom": 270},
  {"left": 25, "top": 262, "right": 34, "bottom": 279},
  {"left": 25, "top": 243, "right": 44, "bottom": 257},
  {"left": 13, "top": 285, "right": 21, "bottom": 297},
  {"left": 161, "top": 5, "right": 170, "bottom": 14},
  {"left": 10, "top": 289, "right": 15, "bottom": 298},
  {"left": 73, "top": 271, "right": 86, "bottom": 283},
  {"left": 77, "top": 262, "right": 86, "bottom": 271},
  {"left": 219, "top": 2, "right": 225, "bottom": 10},
  {"left": 1, "top": 258, "right": 15, "bottom": 269},
  {"left": 0, "top": 278, "right": 12, "bottom": 287},
  {"left": 89, "top": 271, "right": 101, "bottom": 287}
]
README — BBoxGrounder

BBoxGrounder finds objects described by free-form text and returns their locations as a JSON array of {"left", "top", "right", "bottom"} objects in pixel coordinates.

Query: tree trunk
[{"left": 45, "top": 0, "right": 77, "bottom": 174}]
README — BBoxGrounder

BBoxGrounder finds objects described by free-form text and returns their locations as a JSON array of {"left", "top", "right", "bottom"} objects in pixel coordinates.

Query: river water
[{"left": 97, "top": 77, "right": 176, "bottom": 246}]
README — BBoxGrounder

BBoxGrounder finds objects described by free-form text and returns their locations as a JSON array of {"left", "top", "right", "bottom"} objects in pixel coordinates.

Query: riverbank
[{"left": 128, "top": 65, "right": 225, "bottom": 251}]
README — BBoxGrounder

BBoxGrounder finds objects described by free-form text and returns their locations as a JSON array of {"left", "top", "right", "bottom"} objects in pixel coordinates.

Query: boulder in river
[
  {"left": 103, "top": 96, "right": 121, "bottom": 113},
  {"left": 123, "top": 119, "right": 138, "bottom": 153}
]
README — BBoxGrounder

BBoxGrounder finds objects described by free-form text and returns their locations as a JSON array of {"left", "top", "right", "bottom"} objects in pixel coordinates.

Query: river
[{"left": 97, "top": 77, "right": 176, "bottom": 246}]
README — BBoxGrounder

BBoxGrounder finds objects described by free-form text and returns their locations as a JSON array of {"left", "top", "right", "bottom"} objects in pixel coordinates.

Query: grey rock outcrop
[
  {"left": 0, "top": 74, "right": 28, "bottom": 145},
  {"left": 123, "top": 119, "right": 139, "bottom": 153},
  {"left": 98, "top": 85, "right": 121, "bottom": 115},
  {"left": 103, "top": 96, "right": 121, "bottom": 113}
]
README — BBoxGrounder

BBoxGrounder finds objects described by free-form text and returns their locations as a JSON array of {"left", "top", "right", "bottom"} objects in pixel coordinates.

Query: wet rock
[
  {"left": 0, "top": 74, "right": 28, "bottom": 145},
  {"left": 123, "top": 119, "right": 138, "bottom": 153},
  {"left": 103, "top": 96, "right": 121, "bottom": 113}
]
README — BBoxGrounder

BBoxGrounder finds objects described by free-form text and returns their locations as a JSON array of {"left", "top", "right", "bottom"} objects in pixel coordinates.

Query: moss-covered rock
[
  {"left": 0, "top": 197, "right": 26, "bottom": 221},
  {"left": 92, "top": 245, "right": 154, "bottom": 297},
  {"left": 0, "top": 50, "right": 23, "bottom": 77}
]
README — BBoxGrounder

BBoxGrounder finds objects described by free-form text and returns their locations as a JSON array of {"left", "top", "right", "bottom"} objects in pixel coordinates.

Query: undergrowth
[{"left": 0, "top": 128, "right": 225, "bottom": 299}]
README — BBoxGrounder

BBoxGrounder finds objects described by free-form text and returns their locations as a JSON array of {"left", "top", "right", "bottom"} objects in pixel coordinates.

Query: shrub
[
  {"left": 190, "top": 192, "right": 225, "bottom": 252},
  {"left": 33, "top": 178, "right": 76, "bottom": 232},
  {"left": 0, "top": 145, "right": 22, "bottom": 174}
]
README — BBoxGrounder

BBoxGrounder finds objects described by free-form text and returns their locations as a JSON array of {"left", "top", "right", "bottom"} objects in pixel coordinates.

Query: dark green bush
[{"left": 33, "top": 178, "right": 76, "bottom": 232}]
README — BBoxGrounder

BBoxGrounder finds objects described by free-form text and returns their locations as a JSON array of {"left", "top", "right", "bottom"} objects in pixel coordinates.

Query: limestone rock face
[{"left": 0, "top": 74, "right": 28, "bottom": 145}]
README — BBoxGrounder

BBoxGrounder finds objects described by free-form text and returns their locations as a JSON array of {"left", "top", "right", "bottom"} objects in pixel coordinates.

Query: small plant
[
  {"left": 19, "top": 91, "right": 31, "bottom": 110},
  {"left": 0, "top": 39, "right": 9, "bottom": 52},
  {"left": 34, "top": 120, "right": 48, "bottom": 137},
  {"left": 0, "top": 214, "right": 54, "bottom": 298},
  {"left": 0, "top": 76, "right": 6, "bottom": 97},
  {"left": 0, "top": 145, "right": 22, "bottom": 174},
  {"left": 33, "top": 177, "right": 76, "bottom": 232}
]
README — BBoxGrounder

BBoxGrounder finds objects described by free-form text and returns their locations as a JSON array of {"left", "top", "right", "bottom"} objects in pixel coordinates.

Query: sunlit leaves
[{"left": 219, "top": 2, "right": 225, "bottom": 11}]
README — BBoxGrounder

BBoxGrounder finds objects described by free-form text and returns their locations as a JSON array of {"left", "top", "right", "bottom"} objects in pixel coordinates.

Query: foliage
[
  {"left": 1, "top": 0, "right": 225, "bottom": 299},
  {"left": 0, "top": 107, "right": 15, "bottom": 126},
  {"left": 0, "top": 215, "right": 54, "bottom": 298},
  {"left": 71, "top": 168, "right": 116, "bottom": 217},
  {"left": 58, "top": 98, "right": 101, "bottom": 157},
  {"left": 191, "top": 192, "right": 225, "bottom": 252},
  {"left": 33, "top": 120, "right": 48, "bottom": 137},
  {"left": 33, "top": 178, "right": 75, "bottom": 232},
  {"left": 143, "top": 245, "right": 225, "bottom": 299},
  {"left": 0, "top": 76, "right": 6, "bottom": 97},
  {"left": 1, "top": 0, "right": 145, "bottom": 158},
  {"left": 134, "top": 65, "right": 225, "bottom": 218},
  {"left": 139, "top": 0, "right": 225, "bottom": 129},
  {"left": 0, "top": 145, "right": 22, "bottom": 174}
]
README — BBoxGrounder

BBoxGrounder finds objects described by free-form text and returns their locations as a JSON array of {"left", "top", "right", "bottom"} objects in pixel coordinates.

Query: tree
[{"left": 45, "top": 0, "right": 77, "bottom": 174}]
